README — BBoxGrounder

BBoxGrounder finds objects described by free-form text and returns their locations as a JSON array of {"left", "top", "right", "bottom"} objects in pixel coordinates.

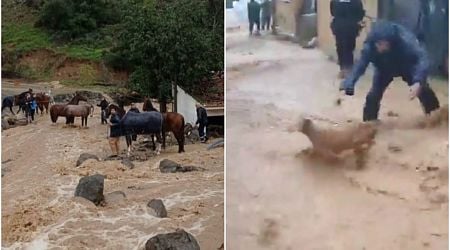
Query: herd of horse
[{"left": 2, "top": 91, "right": 186, "bottom": 156}]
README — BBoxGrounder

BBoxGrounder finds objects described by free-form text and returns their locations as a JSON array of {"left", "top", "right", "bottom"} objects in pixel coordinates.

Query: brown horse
[
  {"left": 64, "top": 104, "right": 93, "bottom": 127},
  {"left": 35, "top": 93, "right": 51, "bottom": 115},
  {"left": 49, "top": 94, "right": 88, "bottom": 124},
  {"left": 162, "top": 112, "right": 185, "bottom": 153}
]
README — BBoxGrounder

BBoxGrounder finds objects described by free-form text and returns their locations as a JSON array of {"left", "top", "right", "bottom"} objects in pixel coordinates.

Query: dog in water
[{"left": 290, "top": 118, "right": 377, "bottom": 165}]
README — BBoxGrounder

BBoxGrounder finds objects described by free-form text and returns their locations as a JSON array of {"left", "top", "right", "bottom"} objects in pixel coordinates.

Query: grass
[
  {"left": 2, "top": 24, "right": 51, "bottom": 52},
  {"left": 2, "top": 23, "right": 106, "bottom": 61}
]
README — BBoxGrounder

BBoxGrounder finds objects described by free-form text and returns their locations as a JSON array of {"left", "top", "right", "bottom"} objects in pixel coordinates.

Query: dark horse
[
  {"left": 50, "top": 94, "right": 88, "bottom": 124},
  {"left": 143, "top": 97, "right": 158, "bottom": 112},
  {"left": 105, "top": 104, "right": 185, "bottom": 153},
  {"left": 35, "top": 93, "right": 51, "bottom": 115},
  {"left": 2, "top": 96, "right": 16, "bottom": 114},
  {"left": 105, "top": 104, "right": 163, "bottom": 156},
  {"left": 120, "top": 111, "right": 164, "bottom": 156}
]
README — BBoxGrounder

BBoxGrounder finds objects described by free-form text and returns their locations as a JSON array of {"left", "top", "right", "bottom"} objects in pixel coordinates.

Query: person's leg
[
  {"left": 417, "top": 84, "right": 440, "bottom": 114},
  {"left": 363, "top": 70, "right": 393, "bottom": 121},
  {"left": 198, "top": 123, "right": 205, "bottom": 141},
  {"left": 267, "top": 16, "right": 271, "bottom": 30},
  {"left": 256, "top": 19, "right": 261, "bottom": 33},
  {"left": 402, "top": 75, "right": 440, "bottom": 114},
  {"left": 115, "top": 138, "right": 120, "bottom": 155},
  {"left": 334, "top": 33, "right": 344, "bottom": 73},
  {"left": 261, "top": 17, "right": 265, "bottom": 30},
  {"left": 249, "top": 21, "right": 254, "bottom": 35},
  {"left": 109, "top": 138, "right": 117, "bottom": 156}
]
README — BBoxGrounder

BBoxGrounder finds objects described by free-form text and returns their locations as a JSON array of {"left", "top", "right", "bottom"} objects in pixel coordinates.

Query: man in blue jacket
[{"left": 341, "top": 21, "right": 440, "bottom": 121}]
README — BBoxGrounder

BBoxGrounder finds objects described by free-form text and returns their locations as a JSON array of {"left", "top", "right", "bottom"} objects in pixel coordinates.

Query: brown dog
[{"left": 291, "top": 118, "right": 377, "bottom": 163}]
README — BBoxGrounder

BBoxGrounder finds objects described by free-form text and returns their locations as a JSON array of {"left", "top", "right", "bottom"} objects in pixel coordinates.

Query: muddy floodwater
[
  {"left": 226, "top": 28, "right": 448, "bottom": 250},
  {"left": 1, "top": 92, "right": 224, "bottom": 249}
]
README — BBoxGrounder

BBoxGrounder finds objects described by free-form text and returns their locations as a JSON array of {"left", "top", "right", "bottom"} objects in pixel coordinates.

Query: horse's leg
[
  {"left": 9, "top": 106, "right": 15, "bottom": 115},
  {"left": 155, "top": 133, "right": 162, "bottom": 155},
  {"left": 126, "top": 135, "right": 132, "bottom": 157},
  {"left": 178, "top": 130, "right": 185, "bottom": 153},
  {"left": 151, "top": 135, "right": 156, "bottom": 150}
]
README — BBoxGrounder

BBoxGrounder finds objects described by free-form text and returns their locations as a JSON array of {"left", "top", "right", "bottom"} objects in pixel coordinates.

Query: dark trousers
[
  {"left": 334, "top": 32, "right": 357, "bottom": 70},
  {"left": 101, "top": 110, "right": 107, "bottom": 124},
  {"left": 198, "top": 123, "right": 207, "bottom": 139},
  {"left": 261, "top": 16, "right": 271, "bottom": 30},
  {"left": 363, "top": 71, "right": 440, "bottom": 121},
  {"left": 249, "top": 20, "right": 260, "bottom": 34},
  {"left": 30, "top": 109, "right": 35, "bottom": 121}
]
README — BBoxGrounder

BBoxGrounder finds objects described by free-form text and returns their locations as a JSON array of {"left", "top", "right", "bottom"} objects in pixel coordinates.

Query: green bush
[{"left": 37, "top": 0, "right": 122, "bottom": 40}]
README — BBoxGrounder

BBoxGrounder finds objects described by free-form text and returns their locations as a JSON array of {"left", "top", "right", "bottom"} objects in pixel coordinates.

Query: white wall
[{"left": 175, "top": 85, "right": 198, "bottom": 125}]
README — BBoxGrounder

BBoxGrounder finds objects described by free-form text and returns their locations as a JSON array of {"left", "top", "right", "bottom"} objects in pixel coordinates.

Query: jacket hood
[{"left": 366, "top": 20, "right": 399, "bottom": 44}]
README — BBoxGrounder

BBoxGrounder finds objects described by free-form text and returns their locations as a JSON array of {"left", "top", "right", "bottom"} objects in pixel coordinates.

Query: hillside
[{"left": 2, "top": 0, "right": 127, "bottom": 90}]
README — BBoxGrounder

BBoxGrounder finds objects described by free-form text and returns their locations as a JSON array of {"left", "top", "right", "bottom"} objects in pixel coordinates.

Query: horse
[
  {"left": 119, "top": 111, "right": 164, "bottom": 157},
  {"left": 35, "top": 93, "right": 51, "bottom": 115},
  {"left": 49, "top": 94, "right": 88, "bottom": 124},
  {"left": 2, "top": 96, "right": 16, "bottom": 114},
  {"left": 64, "top": 104, "right": 93, "bottom": 127},
  {"left": 162, "top": 112, "right": 185, "bottom": 153},
  {"left": 143, "top": 97, "right": 158, "bottom": 112}
]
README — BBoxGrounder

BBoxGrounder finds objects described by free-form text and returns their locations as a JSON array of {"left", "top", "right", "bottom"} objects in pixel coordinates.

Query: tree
[{"left": 111, "top": 0, "right": 223, "bottom": 110}]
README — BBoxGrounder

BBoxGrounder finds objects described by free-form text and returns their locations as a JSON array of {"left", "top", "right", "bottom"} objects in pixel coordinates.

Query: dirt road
[
  {"left": 1, "top": 88, "right": 224, "bottom": 249},
  {"left": 226, "top": 28, "right": 448, "bottom": 250}
]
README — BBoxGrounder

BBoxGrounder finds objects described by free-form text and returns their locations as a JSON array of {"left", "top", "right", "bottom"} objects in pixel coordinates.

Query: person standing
[
  {"left": 330, "top": 0, "right": 365, "bottom": 79},
  {"left": 108, "top": 108, "right": 121, "bottom": 157},
  {"left": 261, "top": 0, "right": 272, "bottom": 31},
  {"left": 97, "top": 98, "right": 109, "bottom": 124},
  {"left": 248, "top": 0, "right": 261, "bottom": 36},
  {"left": 195, "top": 103, "right": 208, "bottom": 143},
  {"left": 341, "top": 21, "right": 440, "bottom": 122}
]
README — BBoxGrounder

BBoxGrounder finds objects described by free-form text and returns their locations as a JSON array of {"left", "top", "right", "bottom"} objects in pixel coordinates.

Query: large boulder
[
  {"left": 147, "top": 199, "right": 167, "bottom": 218},
  {"left": 207, "top": 139, "right": 224, "bottom": 150},
  {"left": 159, "top": 159, "right": 182, "bottom": 173},
  {"left": 76, "top": 153, "right": 99, "bottom": 167},
  {"left": 74, "top": 174, "right": 105, "bottom": 206},
  {"left": 159, "top": 160, "right": 203, "bottom": 173},
  {"left": 145, "top": 229, "right": 200, "bottom": 250},
  {"left": 105, "top": 191, "right": 127, "bottom": 205}
]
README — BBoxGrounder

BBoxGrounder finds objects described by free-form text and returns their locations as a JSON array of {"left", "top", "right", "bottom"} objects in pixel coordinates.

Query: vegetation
[{"left": 2, "top": 0, "right": 224, "bottom": 101}]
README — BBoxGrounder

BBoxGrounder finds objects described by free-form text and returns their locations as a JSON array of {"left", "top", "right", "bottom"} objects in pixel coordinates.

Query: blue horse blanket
[{"left": 119, "top": 111, "right": 163, "bottom": 136}]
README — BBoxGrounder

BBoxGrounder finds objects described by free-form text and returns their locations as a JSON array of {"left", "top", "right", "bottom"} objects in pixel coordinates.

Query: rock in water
[
  {"left": 74, "top": 174, "right": 105, "bottom": 206},
  {"left": 159, "top": 159, "right": 182, "bottom": 173},
  {"left": 145, "top": 229, "right": 200, "bottom": 250},
  {"left": 76, "top": 153, "right": 99, "bottom": 167},
  {"left": 207, "top": 139, "right": 224, "bottom": 150},
  {"left": 105, "top": 191, "right": 127, "bottom": 205},
  {"left": 121, "top": 158, "right": 135, "bottom": 169},
  {"left": 147, "top": 199, "right": 168, "bottom": 218}
]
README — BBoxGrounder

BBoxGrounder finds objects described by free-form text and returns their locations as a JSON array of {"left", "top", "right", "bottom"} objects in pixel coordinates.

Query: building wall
[
  {"left": 274, "top": 0, "right": 304, "bottom": 36},
  {"left": 317, "top": 0, "right": 378, "bottom": 59},
  {"left": 175, "top": 85, "right": 198, "bottom": 125}
]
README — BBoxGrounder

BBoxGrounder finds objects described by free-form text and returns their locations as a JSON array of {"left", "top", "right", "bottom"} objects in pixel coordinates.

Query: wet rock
[
  {"left": 74, "top": 174, "right": 105, "bottom": 206},
  {"left": 71, "top": 196, "right": 98, "bottom": 210},
  {"left": 387, "top": 143, "right": 402, "bottom": 153},
  {"left": 207, "top": 139, "right": 224, "bottom": 150},
  {"left": 76, "top": 153, "right": 99, "bottom": 167},
  {"left": 427, "top": 166, "right": 440, "bottom": 171},
  {"left": 121, "top": 158, "right": 135, "bottom": 169},
  {"left": 2, "top": 118, "right": 10, "bottom": 130},
  {"left": 159, "top": 159, "right": 182, "bottom": 173},
  {"left": 105, "top": 191, "right": 127, "bottom": 205},
  {"left": 147, "top": 199, "right": 168, "bottom": 218},
  {"left": 145, "top": 229, "right": 200, "bottom": 250},
  {"left": 159, "top": 159, "right": 204, "bottom": 173}
]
